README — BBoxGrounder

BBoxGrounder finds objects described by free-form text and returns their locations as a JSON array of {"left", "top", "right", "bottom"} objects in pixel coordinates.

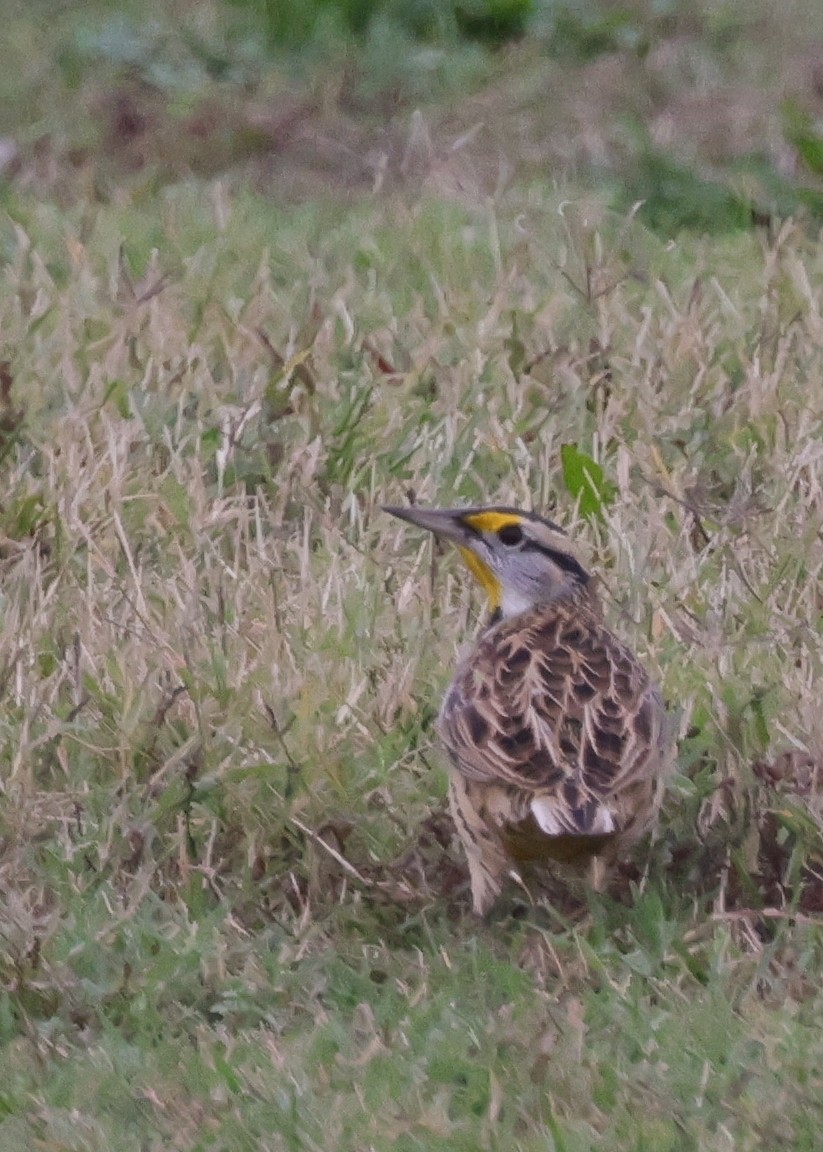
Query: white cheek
[{"left": 499, "top": 585, "right": 534, "bottom": 619}]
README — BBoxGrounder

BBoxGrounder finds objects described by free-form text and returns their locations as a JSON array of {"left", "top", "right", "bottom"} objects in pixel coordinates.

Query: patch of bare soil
[{"left": 11, "top": 26, "right": 823, "bottom": 208}]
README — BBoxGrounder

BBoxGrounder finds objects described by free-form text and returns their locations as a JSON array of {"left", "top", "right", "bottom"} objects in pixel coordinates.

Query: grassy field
[{"left": 1, "top": 2, "right": 823, "bottom": 1149}]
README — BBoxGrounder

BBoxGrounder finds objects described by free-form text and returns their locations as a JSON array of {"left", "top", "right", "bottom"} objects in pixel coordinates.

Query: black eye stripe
[
  {"left": 544, "top": 547, "right": 589, "bottom": 583},
  {"left": 520, "top": 541, "right": 589, "bottom": 582}
]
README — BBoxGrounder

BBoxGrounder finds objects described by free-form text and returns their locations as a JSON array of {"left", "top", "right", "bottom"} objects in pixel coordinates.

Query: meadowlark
[{"left": 385, "top": 504, "right": 669, "bottom": 916}]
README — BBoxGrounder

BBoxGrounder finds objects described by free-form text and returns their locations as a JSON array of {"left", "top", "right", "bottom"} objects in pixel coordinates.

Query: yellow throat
[
  {"left": 456, "top": 510, "right": 526, "bottom": 613},
  {"left": 458, "top": 546, "right": 502, "bottom": 612}
]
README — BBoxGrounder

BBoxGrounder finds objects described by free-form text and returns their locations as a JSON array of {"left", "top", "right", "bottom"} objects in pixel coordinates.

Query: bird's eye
[{"left": 497, "top": 524, "right": 524, "bottom": 547}]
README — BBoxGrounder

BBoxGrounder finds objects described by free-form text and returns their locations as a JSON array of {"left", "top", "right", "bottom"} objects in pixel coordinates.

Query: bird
[{"left": 384, "top": 503, "right": 669, "bottom": 916}]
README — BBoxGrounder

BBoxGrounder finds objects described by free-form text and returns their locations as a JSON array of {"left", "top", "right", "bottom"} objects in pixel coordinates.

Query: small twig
[
  {"left": 262, "top": 701, "right": 298, "bottom": 768},
  {"left": 289, "top": 815, "right": 372, "bottom": 886},
  {"left": 635, "top": 469, "right": 707, "bottom": 520},
  {"left": 556, "top": 265, "right": 590, "bottom": 303},
  {"left": 712, "top": 908, "right": 822, "bottom": 927},
  {"left": 65, "top": 693, "right": 91, "bottom": 724},
  {"left": 152, "top": 684, "right": 188, "bottom": 729},
  {"left": 635, "top": 468, "right": 713, "bottom": 546},
  {"left": 263, "top": 701, "right": 302, "bottom": 799}
]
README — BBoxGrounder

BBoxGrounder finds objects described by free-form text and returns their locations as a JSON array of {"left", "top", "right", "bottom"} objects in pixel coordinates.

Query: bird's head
[{"left": 384, "top": 504, "right": 591, "bottom": 620}]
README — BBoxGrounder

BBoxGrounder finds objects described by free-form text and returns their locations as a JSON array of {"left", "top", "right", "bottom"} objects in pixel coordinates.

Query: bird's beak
[
  {"left": 382, "top": 506, "right": 474, "bottom": 545},
  {"left": 383, "top": 505, "right": 502, "bottom": 612}
]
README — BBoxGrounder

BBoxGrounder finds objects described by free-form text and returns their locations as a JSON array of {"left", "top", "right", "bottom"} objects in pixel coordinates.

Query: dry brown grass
[
  {"left": 3, "top": 194, "right": 822, "bottom": 913},
  {"left": 0, "top": 5, "right": 822, "bottom": 1143}
]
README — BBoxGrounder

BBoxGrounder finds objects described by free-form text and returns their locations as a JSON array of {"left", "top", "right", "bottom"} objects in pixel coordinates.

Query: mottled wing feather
[{"left": 439, "top": 604, "right": 665, "bottom": 838}]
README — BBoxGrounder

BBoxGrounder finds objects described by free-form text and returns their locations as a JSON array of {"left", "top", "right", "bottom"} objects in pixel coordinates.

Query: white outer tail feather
[{"left": 530, "top": 796, "right": 616, "bottom": 836}]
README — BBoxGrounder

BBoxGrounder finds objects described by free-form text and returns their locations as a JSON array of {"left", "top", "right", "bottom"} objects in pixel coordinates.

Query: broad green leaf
[{"left": 560, "top": 444, "right": 615, "bottom": 521}]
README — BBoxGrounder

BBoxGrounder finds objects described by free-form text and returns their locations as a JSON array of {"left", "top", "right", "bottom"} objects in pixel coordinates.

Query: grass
[
  {"left": 0, "top": 2, "right": 822, "bottom": 1149},
  {"left": 0, "top": 178, "right": 821, "bottom": 1150}
]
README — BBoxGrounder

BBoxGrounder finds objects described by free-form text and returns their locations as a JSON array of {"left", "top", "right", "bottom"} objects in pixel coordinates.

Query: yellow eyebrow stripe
[{"left": 462, "top": 511, "right": 523, "bottom": 535}]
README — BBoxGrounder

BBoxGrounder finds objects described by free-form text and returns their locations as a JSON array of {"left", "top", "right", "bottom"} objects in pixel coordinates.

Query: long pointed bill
[
  {"left": 382, "top": 505, "right": 474, "bottom": 545},
  {"left": 382, "top": 505, "right": 502, "bottom": 612}
]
